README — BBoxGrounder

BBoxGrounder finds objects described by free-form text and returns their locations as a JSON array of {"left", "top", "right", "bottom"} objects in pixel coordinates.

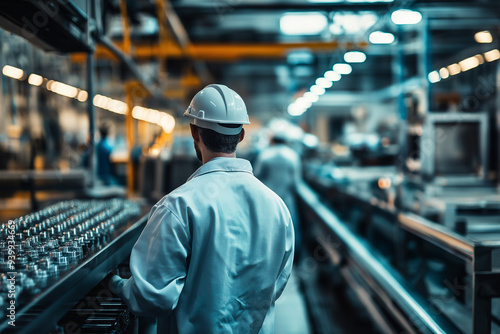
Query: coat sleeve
[
  {"left": 119, "top": 203, "right": 191, "bottom": 317},
  {"left": 275, "top": 215, "right": 295, "bottom": 300}
]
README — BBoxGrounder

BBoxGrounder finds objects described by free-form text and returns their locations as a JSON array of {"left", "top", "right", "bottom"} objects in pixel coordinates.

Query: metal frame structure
[
  {"left": 297, "top": 182, "right": 458, "bottom": 334},
  {"left": 304, "top": 172, "right": 500, "bottom": 333},
  {"left": 399, "top": 213, "right": 500, "bottom": 334},
  {"left": 420, "top": 112, "right": 489, "bottom": 186}
]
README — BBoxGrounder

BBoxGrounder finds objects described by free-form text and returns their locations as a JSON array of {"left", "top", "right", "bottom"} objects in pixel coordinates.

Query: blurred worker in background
[
  {"left": 96, "top": 121, "right": 116, "bottom": 185},
  {"left": 254, "top": 131, "right": 302, "bottom": 257},
  {"left": 109, "top": 84, "right": 294, "bottom": 333}
]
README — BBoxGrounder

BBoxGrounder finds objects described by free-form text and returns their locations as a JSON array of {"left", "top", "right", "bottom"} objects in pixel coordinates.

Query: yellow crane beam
[{"left": 71, "top": 40, "right": 364, "bottom": 63}]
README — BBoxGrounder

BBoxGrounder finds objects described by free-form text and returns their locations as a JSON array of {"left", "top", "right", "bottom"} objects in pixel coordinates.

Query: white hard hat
[{"left": 184, "top": 84, "right": 250, "bottom": 135}]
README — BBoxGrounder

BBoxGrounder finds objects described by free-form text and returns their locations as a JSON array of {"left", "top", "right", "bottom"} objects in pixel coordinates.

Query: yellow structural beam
[{"left": 72, "top": 40, "right": 359, "bottom": 63}]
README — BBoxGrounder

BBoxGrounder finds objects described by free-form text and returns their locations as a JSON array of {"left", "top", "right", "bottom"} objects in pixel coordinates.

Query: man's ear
[
  {"left": 239, "top": 128, "right": 245, "bottom": 143},
  {"left": 190, "top": 124, "right": 200, "bottom": 142}
]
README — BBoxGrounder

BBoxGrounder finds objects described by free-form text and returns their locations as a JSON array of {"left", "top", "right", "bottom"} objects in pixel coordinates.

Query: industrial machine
[
  {"left": 0, "top": 199, "right": 147, "bottom": 333},
  {"left": 420, "top": 112, "right": 489, "bottom": 186}
]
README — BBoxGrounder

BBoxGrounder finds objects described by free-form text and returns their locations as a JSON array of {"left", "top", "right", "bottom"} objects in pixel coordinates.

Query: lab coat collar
[{"left": 187, "top": 157, "right": 253, "bottom": 181}]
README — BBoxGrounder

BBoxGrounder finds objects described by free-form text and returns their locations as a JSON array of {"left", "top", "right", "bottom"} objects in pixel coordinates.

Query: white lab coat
[
  {"left": 253, "top": 144, "right": 301, "bottom": 246},
  {"left": 118, "top": 157, "right": 294, "bottom": 333}
]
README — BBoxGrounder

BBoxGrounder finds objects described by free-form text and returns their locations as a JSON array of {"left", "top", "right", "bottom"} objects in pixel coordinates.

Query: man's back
[
  {"left": 254, "top": 144, "right": 301, "bottom": 200},
  {"left": 120, "top": 158, "right": 294, "bottom": 333}
]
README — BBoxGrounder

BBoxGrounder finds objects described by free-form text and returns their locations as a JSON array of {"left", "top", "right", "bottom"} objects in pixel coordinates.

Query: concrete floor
[{"left": 275, "top": 270, "right": 312, "bottom": 334}]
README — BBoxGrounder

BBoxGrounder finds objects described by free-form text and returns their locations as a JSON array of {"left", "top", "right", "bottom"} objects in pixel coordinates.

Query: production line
[
  {"left": 1, "top": 0, "right": 500, "bottom": 333},
  {"left": 0, "top": 199, "right": 145, "bottom": 333}
]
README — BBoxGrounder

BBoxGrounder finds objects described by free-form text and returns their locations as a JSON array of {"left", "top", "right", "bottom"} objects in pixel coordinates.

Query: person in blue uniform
[
  {"left": 110, "top": 84, "right": 294, "bottom": 333},
  {"left": 96, "top": 121, "right": 116, "bottom": 185}
]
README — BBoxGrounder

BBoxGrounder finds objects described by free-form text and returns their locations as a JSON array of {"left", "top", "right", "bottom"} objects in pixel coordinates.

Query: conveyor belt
[{"left": 297, "top": 182, "right": 458, "bottom": 334}]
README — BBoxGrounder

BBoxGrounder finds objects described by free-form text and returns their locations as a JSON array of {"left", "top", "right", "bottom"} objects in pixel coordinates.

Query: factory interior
[{"left": 1, "top": 0, "right": 500, "bottom": 333}]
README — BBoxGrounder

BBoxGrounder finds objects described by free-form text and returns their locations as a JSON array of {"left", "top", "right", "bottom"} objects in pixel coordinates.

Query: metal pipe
[
  {"left": 398, "top": 212, "right": 474, "bottom": 261},
  {"left": 86, "top": 1, "right": 96, "bottom": 187},
  {"left": 86, "top": 54, "right": 96, "bottom": 187}
]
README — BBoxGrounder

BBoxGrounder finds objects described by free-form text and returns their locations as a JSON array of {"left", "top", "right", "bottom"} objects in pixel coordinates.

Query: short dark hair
[{"left": 197, "top": 124, "right": 242, "bottom": 153}]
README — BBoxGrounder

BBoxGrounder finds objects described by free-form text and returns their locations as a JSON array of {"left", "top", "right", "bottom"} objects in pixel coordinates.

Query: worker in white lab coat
[
  {"left": 109, "top": 84, "right": 294, "bottom": 334},
  {"left": 253, "top": 132, "right": 302, "bottom": 251}
]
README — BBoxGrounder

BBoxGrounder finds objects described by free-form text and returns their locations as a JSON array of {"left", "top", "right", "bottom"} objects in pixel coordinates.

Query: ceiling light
[
  {"left": 484, "top": 49, "right": 500, "bottom": 62},
  {"left": 427, "top": 71, "right": 440, "bottom": 83},
  {"left": 333, "top": 63, "right": 352, "bottom": 74},
  {"left": 391, "top": 9, "right": 422, "bottom": 25},
  {"left": 288, "top": 103, "right": 306, "bottom": 116},
  {"left": 474, "top": 31, "right": 493, "bottom": 44},
  {"left": 325, "top": 70, "right": 342, "bottom": 81},
  {"left": 330, "top": 12, "right": 378, "bottom": 35},
  {"left": 439, "top": 67, "right": 449, "bottom": 79},
  {"left": 310, "top": 85, "right": 326, "bottom": 95},
  {"left": 295, "top": 97, "right": 312, "bottom": 109},
  {"left": 344, "top": 51, "right": 366, "bottom": 63},
  {"left": 48, "top": 81, "right": 78, "bottom": 98},
  {"left": 160, "top": 113, "right": 175, "bottom": 133},
  {"left": 303, "top": 92, "right": 319, "bottom": 103},
  {"left": 447, "top": 63, "right": 461, "bottom": 76},
  {"left": 459, "top": 56, "right": 480, "bottom": 72},
  {"left": 77, "top": 90, "right": 88, "bottom": 102},
  {"left": 93, "top": 95, "right": 104, "bottom": 107},
  {"left": 280, "top": 13, "right": 327, "bottom": 35},
  {"left": 369, "top": 31, "right": 395, "bottom": 44},
  {"left": 287, "top": 51, "right": 314, "bottom": 65},
  {"left": 316, "top": 77, "right": 333, "bottom": 88},
  {"left": 2, "top": 65, "right": 24, "bottom": 80},
  {"left": 28, "top": 74, "right": 43, "bottom": 86}
]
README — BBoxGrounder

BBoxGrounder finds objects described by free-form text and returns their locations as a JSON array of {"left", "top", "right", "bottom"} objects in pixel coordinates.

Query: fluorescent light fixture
[
  {"left": 48, "top": 81, "right": 78, "bottom": 98},
  {"left": 110, "top": 100, "right": 127, "bottom": 114},
  {"left": 159, "top": 113, "right": 175, "bottom": 133},
  {"left": 310, "top": 85, "right": 326, "bottom": 95},
  {"left": 344, "top": 51, "right": 366, "bottom": 63},
  {"left": 316, "top": 77, "right": 333, "bottom": 88},
  {"left": 475, "top": 54, "right": 485, "bottom": 65},
  {"left": 333, "top": 63, "right": 352, "bottom": 75},
  {"left": 94, "top": 94, "right": 127, "bottom": 114},
  {"left": 77, "top": 90, "right": 88, "bottom": 102},
  {"left": 428, "top": 71, "right": 440, "bottom": 83},
  {"left": 288, "top": 103, "right": 306, "bottom": 116},
  {"left": 330, "top": 12, "right": 377, "bottom": 35},
  {"left": 447, "top": 63, "right": 461, "bottom": 76},
  {"left": 295, "top": 97, "right": 312, "bottom": 109},
  {"left": 439, "top": 67, "right": 449, "bottom": 79},
  {"left": 325, "top": 70, "right": 341, "bottom": 81},
  {"left": 459, "top": 56, "right": 480, "bottom": 72},
  {"left": 303, "top": 92, "right": 319, "bottom": 103},
  {"left": 2, "top": 65, "right": 24, "bottom": 80},
  {"left": 484, "top": 49, "right": 500, "bottom": 62},
  {"left": 280, "top": 12, "right": 327, "bottom": 35},
  {"left": 93, "top": 94, "right": 108, "bottom": 108},
  {"left": 369, "top": 31, "right": 395, "bottom": 44},
  {"left": 28, "top": 74, "right": 43, "bottom": 86},
  {"left": 287, "top": 51, "right": 314, "bottom": 65},
  {"left": 391, "top": 9, "right": 422, "bottom": 25},
  {"left": 474, "top": 31, "right": 492, "bottom": 44}
]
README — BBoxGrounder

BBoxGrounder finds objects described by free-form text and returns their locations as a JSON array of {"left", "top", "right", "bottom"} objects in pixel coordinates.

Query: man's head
[
  {"left": 184, "top": 84, "right": 250, "bottom": 162},
  {"left": 99, "top": 121, "right": 111, "bottom": 139},
  {"left": 190, "top": 124, "right": 245, "bottom": 161}
]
